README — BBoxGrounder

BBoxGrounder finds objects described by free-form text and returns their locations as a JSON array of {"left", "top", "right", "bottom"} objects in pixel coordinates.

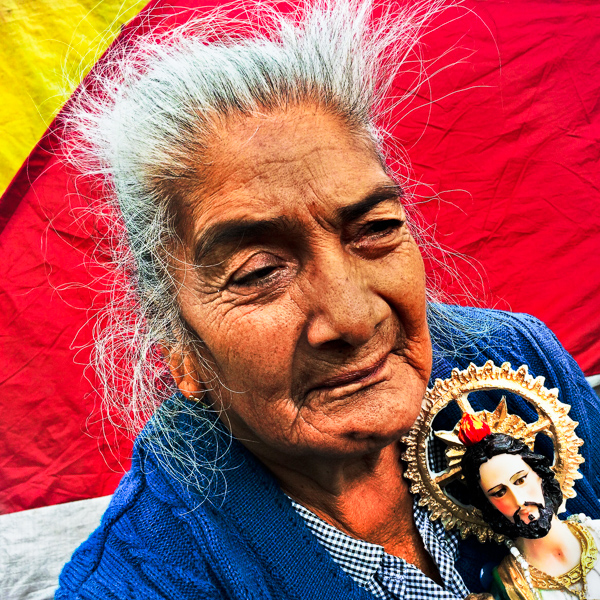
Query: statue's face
[{"left": 478, "top": 453, "right": 545, "bottom": 524}]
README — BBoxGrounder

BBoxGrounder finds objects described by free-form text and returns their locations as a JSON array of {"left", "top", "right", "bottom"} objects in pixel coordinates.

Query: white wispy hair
[{"left": 61, "top": 0, "right": 483, "bottom": 488}]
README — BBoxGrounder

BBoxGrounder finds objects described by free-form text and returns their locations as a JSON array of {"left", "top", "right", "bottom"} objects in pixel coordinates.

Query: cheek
[
  {"left": 201, "top": 299, "right": 302, "bottom": 389},
  {"left": 385, "top": 247, "right": 431, "bottom": 365},
  {"left": 487, "top": 496, "right": 517, "bottom": 520},
  {"left": 366, "top": 240, "right": 427, "bottom": 322},
  {"left": 384, "top": 241, "right": 426, "bottom": 299}
]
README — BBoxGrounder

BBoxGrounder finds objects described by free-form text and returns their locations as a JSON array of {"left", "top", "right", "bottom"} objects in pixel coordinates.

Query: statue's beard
[
  {"left": 506, "top": 501, "right": 554, "bottom": 539},
  {"left": 491, "top": 489, "right": 556, "bottom": 540}
]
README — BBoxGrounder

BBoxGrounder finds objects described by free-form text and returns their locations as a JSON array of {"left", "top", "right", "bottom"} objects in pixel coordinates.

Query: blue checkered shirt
[{"left": 290, "top": 498, "right": 470, "bottom": 599}]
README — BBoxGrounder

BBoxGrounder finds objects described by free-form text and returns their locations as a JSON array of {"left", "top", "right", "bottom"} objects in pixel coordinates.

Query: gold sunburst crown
[{"left": 402, "top": 361, "right": 584, "bottom": 544}]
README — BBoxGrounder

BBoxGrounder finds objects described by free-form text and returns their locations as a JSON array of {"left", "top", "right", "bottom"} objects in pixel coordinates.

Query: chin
[
  {"left": 308, "top": 433, "right": 399, "bottom": 460},
  {"left": 332, "top": 403, "right": 421, "bottom": 454},
  {"left": 516, "top": 506, "right": 555, "bottom": 539},
  {"left": 277, "top": 375, "right": 425, "bottom": 458},
  {"left": 290, "top": 413, "right": 414, "bottom": 459},
  {"left": 354, "top": 387, "right": 421, "bottom": 424}
]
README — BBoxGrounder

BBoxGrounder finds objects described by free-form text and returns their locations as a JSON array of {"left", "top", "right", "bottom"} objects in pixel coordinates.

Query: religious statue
[{"left": 403, "top": 360, "right": 600, "bottom": 600}]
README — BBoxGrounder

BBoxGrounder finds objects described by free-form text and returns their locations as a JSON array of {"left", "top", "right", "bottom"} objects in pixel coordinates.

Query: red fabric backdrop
[{"left": 1, "top": 0, "right": 599, "bottom": 514}]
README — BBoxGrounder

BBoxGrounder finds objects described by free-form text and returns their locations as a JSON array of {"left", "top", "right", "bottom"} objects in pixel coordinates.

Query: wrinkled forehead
[{"left": 184, "top": 108, "right": 391, "bottom": 236}]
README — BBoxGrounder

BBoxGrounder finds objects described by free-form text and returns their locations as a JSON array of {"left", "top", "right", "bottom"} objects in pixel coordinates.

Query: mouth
[
  {"left": 520, "top": 512, "right": 537, "bottom": 523},
  {"left": 515, "top": 504, "right": 542, "bottom": 523},
  {"left": 308, "top": 354, "right": 391, "bottom": 399}
]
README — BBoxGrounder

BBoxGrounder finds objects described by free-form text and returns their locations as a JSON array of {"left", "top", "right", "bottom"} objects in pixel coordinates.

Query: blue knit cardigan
[{"left": 56, "top": 306, "right": 600, "bottom": 599}]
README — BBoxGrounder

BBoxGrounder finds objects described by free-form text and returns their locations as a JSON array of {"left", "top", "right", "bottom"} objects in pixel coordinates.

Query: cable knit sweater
[{"left": 56, "top": 306, "right": 600, "bottom": 599}]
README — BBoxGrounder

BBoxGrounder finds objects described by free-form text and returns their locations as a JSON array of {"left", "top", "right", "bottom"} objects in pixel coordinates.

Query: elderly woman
[{"left": 56, "top": 0, "right": 600, "bottom": 598}]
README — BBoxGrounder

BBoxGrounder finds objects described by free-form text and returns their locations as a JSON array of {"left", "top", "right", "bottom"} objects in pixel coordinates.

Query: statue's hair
[{"left": 60, "top": 0, "right": 479, "bottom": 487}]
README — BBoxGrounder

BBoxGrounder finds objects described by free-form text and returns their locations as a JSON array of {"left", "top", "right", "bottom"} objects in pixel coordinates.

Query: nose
[
  {"left": 304, "top": 255, "right": 391, "bottom": 348},
  {"left": 507, "top": 487, "right": 529, "bottom": 517}
]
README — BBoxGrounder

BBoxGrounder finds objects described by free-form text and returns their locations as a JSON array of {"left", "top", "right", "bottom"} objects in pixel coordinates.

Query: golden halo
[{"left": 402, "top": 360, "right": 584, "bottom": 544}]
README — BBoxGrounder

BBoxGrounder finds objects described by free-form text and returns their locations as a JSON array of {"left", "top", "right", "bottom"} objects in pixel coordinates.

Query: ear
[{"left": 160, "top": 344, "right": 204, "bottom": 399}]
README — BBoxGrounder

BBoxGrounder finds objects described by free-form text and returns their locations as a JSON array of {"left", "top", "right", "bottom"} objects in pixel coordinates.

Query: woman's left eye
[
  {"left": 361, "top": 219, "right": 403, "bottom": 239},
  {"left": 514, "top": 475, "right": 527, "bottom": 485},
  {"left": 347, "top": 217, "right": 405, "bottom": 257}
]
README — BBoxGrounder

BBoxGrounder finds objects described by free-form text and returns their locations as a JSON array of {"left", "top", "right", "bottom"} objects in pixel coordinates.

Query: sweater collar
[{"left": 142, "top": 399, "right": 376, "bottom": 600}]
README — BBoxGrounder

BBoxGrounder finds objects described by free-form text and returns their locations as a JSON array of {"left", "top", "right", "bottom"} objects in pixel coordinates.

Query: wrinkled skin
[
  {"left": 169, "top": 107, "right": 432, "bottom": 465},
  {"left": 165, "top": 107, "right": 441, "bottom": 580}
]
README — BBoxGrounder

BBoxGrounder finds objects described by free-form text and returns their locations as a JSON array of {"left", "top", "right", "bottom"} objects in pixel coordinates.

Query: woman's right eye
[
  {"left": 231, "top": 265, "right": 279, "bottom": 287},
  {"left": 227, "top": 252, "right": 289, "bottom": 290}
]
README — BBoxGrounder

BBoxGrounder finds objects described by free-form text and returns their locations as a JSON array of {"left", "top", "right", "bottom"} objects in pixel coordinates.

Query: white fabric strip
[
  {"left": 586, "top": 374, "right": 600, "bottom": 389},
  {"left": 0, "top": 495, "right": 112, "bottom": 600}
]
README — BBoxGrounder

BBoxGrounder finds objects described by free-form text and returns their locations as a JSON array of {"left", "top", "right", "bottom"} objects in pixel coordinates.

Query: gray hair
[{"left": 62, "top": 0, "right": 470, "bottom": 487}]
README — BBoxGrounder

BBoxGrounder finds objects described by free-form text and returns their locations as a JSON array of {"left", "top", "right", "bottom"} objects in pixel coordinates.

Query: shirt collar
[
  {"left": 413, "top": 498, "right": 461, "bottom": 560},
  {"left": 289, "top": 499, "right": 385, "bottom": 586},
  {"left": 289, "top": 495, "right": 466, "bottom": 598}
]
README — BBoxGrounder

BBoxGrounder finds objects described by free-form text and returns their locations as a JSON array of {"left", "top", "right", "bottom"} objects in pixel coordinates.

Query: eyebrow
[
  {"left": 193, "top": 216, "right": 297, "bottom": 264},
  {"left": 192, "top": 182, "right": 404, "bottom": 264},
  {"left": 510, "top": 470, "right": 527, "bottom": 483},
  {"left": 335, "top": 183, "right": 404, "bottom": 223}
]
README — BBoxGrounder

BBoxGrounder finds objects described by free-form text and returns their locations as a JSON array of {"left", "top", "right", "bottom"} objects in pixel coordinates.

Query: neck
[
  {"left": 268, "top": 441, "right": 411, "bottom": 538},
  {"left": 252, "top": 440, "right": 442, "bottom": 584}
]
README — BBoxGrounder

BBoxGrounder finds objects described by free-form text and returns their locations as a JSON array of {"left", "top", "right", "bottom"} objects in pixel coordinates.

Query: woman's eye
[
  {"left": 231, "top": 265, "right": 279, "bottom": 287},
  {"left": 514, "top": 475, "right": 527, "bottom": 485},
  {"left": 361, "top": 219, "right": 402, "bottom": 239},
  {"left": 349, "top": 218, "right": 404, "bottom": 255},
  {"left": 491, "top": 488, "right": 506, "bottom": 498}
]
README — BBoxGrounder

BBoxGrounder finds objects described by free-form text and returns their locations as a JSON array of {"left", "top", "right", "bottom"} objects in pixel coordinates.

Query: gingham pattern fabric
[
  {"left": 428, "top": 432, "right": 449, "bottom": 474},
  {"left": 290, "top": 498, "right": 470, "bottom": 599}
]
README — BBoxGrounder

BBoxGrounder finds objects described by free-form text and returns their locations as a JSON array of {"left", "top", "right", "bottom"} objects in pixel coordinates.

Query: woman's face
[{"left": 171, "top": 108, "right": 432, "bottom": 461}]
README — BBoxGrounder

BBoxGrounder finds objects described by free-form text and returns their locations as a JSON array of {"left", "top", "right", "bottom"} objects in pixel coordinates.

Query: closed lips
[{"left": 311, "top": 354, "right": 389, "bottom": 391}]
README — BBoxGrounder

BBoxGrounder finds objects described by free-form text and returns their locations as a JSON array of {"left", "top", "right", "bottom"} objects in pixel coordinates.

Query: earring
[{"left": 188, "top": 392, "right": 210, "bottom": 409}]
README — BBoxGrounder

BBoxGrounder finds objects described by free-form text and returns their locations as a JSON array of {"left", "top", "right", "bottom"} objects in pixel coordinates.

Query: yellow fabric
[{"left": 0, "top": 0, "right": 147, "bottom": 194}]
